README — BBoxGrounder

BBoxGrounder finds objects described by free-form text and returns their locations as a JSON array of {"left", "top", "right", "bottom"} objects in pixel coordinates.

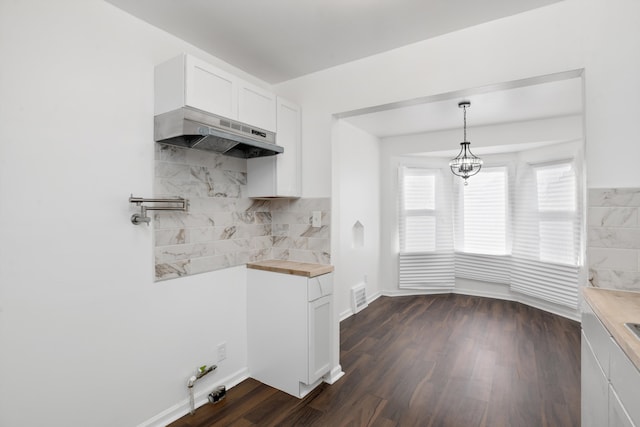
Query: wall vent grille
[{"left": 351, "top": 284, "right": 368, "bottom": 314}]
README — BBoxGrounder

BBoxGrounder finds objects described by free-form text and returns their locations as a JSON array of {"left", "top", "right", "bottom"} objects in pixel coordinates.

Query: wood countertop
[
  {"left": 246, "top": 260, "right": 334, "bottom": 278},
  {"left": 583, "top": 287, "right": 640, "bottom": 371}
]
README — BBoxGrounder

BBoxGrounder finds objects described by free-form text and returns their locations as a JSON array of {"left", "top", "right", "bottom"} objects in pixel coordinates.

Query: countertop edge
[
  {"left": 582, "top": 287, "right": 640, "bottom": 372},
  {"left": 246, "top": 260, "right": 334, "bottom": 278}
]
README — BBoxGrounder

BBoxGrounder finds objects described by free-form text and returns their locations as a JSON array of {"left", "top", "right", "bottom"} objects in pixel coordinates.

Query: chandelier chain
[{"left": 463, "top": 103, "right": 467, "bottom": 142}]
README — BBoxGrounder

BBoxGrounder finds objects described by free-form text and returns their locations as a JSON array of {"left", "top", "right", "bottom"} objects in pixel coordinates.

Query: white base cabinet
[
  {"left": 582, "top": 302, "right": 640, "bottom": 427},
  {"left": 247, "top": 269, "right": 333, "bottom": 398},
  {"left": 582, "top": 331, "right": 609, "bottom": 427}
]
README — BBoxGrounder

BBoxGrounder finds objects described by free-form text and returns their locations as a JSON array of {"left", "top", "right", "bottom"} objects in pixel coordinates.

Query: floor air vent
[{"left": 351, "top": 284, "right": 368, "bottom": 314}]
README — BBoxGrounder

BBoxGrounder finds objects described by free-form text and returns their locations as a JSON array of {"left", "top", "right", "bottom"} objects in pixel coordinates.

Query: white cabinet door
[
  {"left": 154, "top": 54, "right": 238, "bottom": 118},
  {"left": 582, "top": 331, "right": 609, "bottom": 427},
  {"left": 185, "top": 54, "right": 237, "bottom": 119},
  {"left": 238, "top": 82, "right": 276, "bottom": 132},
  {"left": 246, "top": 97, "right": 301, "bottom": 198},
  {"left": 308, "top": 295, "right": 332, "bottom": 384},
  {"left": 609, "top": 336, "right": 640, "bottom": 426},
  {"left": 275, "top": 97, "right": 301, "bottom": 196},
  {"left": 609, "top": 386, "right": 636, "bottom": 427}
]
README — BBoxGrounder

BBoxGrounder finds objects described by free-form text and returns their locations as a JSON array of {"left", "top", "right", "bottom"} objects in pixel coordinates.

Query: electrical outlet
[
  {"left": 217, "top": 342, "right": 226, "bottom": 362},
  {"left": 312, "top": 211, "right": 322, "bottom": 228}
]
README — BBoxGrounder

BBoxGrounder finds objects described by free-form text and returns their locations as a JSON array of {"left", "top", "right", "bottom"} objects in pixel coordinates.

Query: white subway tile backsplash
[
  {"left": 251, "top": 236, "right": 272, "bottom": 250},
  {"left": 214, "top": 238, "right": 251, "bottom": 254},
  {"left": 189, "top": 254, "right": 234, "bottom": 275},
  {"left": 155, "top": 260, "right": 190, "bottom": 280},
  {"left": 156, "top": 144, "right": 187, "bottom": 163},
  {"left": 155, "top": 243, "right": 216, "bottom": 263},
  {"left": 588, "top": 187, "right": 640, "bottom": 291},
  {"left": 154, "top": 229, "right": 187, "bottom": 246},
  {"left": 588, "top": 226, "right": 640, "bottom": 249},
  {"left": 188, "top": 197, "right": 237, "bottom": 214},
  {"left": 270, "top": 199, "right": 291, "bottom": 212},
  {"left": 255, "top": 212, "right": 271, "bottom": 224},
  {"left": 233, "top": 212, "right": 255, "bottom": 224},
  {"left": 307, "top": 238, "right": 330, "bottom": 252},
  {"left": 588, "top": 207, "right": 638, "bottom": 227},
  {"left": 271, "top": 248, "right": 290, "bottom": 260},
  {"left": 287, "top": 249, "right": 331, "bottom": 264},
  {"left": 153, "top": 144, "right": 331, "bottom": 280},
  {"left": 272, "top": 224, "right": 289, "bottom": 236},
  {"left": 588, "top": 248, "right": 638, "bottom": 270},
  {"left": 289, "top": 198, "right": 330, "bottom": 212},
  {"left": 590, "top": 269, "right": 640, "bottom": 291},
  {"left": 271, "top": 211, "right": 310, "bottom": 225},
  {"left": 589, "top": 188, "right": 640, "bottom": 207}
]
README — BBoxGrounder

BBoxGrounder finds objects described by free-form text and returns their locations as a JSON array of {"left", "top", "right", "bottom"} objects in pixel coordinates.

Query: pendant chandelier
[{"left": 449, "top": 101, "right": 482, "bottom": 185}]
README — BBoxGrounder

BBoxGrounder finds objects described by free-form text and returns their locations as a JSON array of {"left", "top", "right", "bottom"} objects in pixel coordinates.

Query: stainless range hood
[{"left": 154, "top": 106, "right": 283, "bottom": 158}]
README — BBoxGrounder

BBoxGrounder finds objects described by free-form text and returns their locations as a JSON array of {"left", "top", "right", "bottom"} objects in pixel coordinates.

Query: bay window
[{"left": 396, "top": 151, "right": 583, "bottom": 308}]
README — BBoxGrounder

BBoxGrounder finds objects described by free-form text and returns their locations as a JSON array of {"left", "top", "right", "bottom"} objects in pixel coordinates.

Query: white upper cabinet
[
  {"left": 154, "top": 54, "right": 275, "bottom": 132},
  {"left": 184, "top": 55, "right": 237, "bottom": 119},
  {"left": 275, "top": 97, "right": 301, "bottom": 196},
  {"left": 247, "top": 97, "right": 301, "bottom": 198},
  {"left": 238, "top": 82, "right": 276, "bottom": 132}
]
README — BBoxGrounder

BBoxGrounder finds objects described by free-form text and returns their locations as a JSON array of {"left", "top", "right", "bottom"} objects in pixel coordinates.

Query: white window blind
[
  {"left": 398, "top": 166, "right": 454, "bottom": 289},
  {"left": 536, "top": 163, "right": 577, "bottom": 265},
  {"left": 453, "top": 166, "right": 510, "bottom": 284},
  {"left": 456, "top": 166, "right": 508, "bottom": 255},
  {"left": 399, "top": 169, "right": 436, "bottom": 253},
  {"left": 511, "top": 159, "right": 582, "bottom": 309}
]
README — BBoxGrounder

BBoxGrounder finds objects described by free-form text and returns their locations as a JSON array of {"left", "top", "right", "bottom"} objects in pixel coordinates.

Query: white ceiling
[
  {"left": 104, "top": 0, "right": 562, "bottom": 84},
  {"left": 342, "top": 75, "right": 583, "bottom": 138}
]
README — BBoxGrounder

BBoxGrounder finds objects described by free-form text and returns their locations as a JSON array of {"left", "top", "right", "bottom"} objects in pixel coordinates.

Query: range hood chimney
[{"left": 154, "top": 106, "right": 283, "bottom": 158}]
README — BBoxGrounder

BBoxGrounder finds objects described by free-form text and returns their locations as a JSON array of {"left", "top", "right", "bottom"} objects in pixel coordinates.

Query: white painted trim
[
  {"left": 324, "top": 365, "right": 345, "bottom": 384},
  {"left": 137, "top": 368, "right": 250, "bottom": 427},
  {"left": 339, "top": 290, "right": 382, "bottom": 321},
  {"left": 341, "top": 287, "right": 579, "bottom": 322}
]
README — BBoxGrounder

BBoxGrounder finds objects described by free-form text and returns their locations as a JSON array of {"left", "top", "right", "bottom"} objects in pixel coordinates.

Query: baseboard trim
[
  {"left": 137, "top": 368, "right": 249, "bottom": 427},
  {"left": 343, "top": 288, "right": 580, "bottom": 322},
  {"left": 339, "top": 291, "right": 382, "bottom": 321},
  {"left": 324, "top": 365, "right": 345, "bottom": 384}
]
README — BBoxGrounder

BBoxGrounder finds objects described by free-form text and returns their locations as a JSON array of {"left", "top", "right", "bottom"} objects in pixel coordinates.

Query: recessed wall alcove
[{"left": 352, "top": 220, "right": 364, "bottom": 248}]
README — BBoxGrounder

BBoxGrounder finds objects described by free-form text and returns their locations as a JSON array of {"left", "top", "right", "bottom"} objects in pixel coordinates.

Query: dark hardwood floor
[{"left": 169, "top": 294, "right": 581, "bottom": 427}]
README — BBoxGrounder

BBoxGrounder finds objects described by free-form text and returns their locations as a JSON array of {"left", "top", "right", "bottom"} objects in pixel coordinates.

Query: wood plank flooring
[{"left": 169, "top": 294, "right": 581, "bottom": 427}]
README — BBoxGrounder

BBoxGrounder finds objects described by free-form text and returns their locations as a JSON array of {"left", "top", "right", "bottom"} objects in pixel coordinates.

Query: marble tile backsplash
[
  {"left": 153, "top": 144, "right": 331, "bottom": 281},
  {"left": 588, "top": 188, "right": 640, "bottom": 291}
]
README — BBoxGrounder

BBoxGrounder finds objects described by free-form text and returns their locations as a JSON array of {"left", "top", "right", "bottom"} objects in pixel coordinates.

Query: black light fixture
[{"left": 449, "top": 101, "right": 482, "bottom": 185}]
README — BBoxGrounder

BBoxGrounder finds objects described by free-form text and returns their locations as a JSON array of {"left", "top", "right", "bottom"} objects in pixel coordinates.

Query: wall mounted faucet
[{"left": 128, "top": 194, "right": 188, "bottom": 225}]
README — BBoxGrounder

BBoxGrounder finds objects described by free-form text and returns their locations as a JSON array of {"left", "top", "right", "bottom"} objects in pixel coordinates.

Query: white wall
[
  {"left": 332, "top": 121, "right": 381, "bottom": 317},
  {"left": 582, "top": 0, "right": 640, "bottom": 188},
  {"left": 0, "top": 1, "right": 270, "bottom": 426},
  {"left": 275, "top": 0, "right": 640, "bottom": 193},
  {"left": 275, "top": 0, "right": 584, "bottom": 196}
]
